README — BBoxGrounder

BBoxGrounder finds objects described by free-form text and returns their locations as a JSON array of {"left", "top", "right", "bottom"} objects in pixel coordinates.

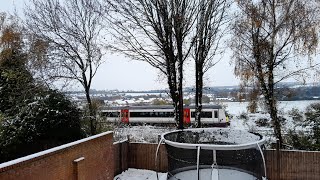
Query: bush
[
  {"left": 286, "top": 130, "right": 313, "bottom": 150},
  {"left": 239, "top": 112, "right": 248, "bottom": 120},
  {"left": 286, "top": 103, "right": 320, "bottom": 151},
  {"left": 288, "top": 108, "right": 303, "bottom": 123},
  {"left": 247, "top": 100, "right": 258, "bottom": 113},
  {"left": 304, "top": 103, "right": 320, "bottom": 150},
  {"left": 0, "top": 90, "right": 85, "bottom": 162},
  {"left": 255, "top": 118, "right": 269, "bottom": 127}
]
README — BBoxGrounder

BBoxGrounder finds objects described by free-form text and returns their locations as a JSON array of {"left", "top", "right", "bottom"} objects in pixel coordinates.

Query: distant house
[{"left": 215, "top": 97, "right": 234, "bottom": 101}]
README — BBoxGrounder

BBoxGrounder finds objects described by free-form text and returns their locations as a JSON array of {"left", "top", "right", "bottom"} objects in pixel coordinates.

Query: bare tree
[
  {"left": 231, "top": 0, "right": 319, "bottom": 147},
  {"left": 25, "top": 0, "right": 107, "bottom": 135},
  {"left": 193, "top": 0, "right": 229, "bottom": 127},
  {"left": 107, "top": 0, "right": 198, "bottom": 129}
]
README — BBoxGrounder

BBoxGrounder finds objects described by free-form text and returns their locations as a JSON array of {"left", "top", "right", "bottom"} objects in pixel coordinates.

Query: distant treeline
[
  {"left": 66, "top": 84, "right": 320, "bottom": 102},
  {"left": 210, "top": 85, "right": 320, "bottom": 101}
]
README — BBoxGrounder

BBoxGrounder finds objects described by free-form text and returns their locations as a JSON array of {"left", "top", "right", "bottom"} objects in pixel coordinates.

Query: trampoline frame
[{"left": 161, "top": 128, "right": 266, "bottom": 150}]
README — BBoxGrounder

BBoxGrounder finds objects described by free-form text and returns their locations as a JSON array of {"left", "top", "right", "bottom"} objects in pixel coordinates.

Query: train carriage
[{"left": 101, "top": 105, "right": 227, "bottom": 127}]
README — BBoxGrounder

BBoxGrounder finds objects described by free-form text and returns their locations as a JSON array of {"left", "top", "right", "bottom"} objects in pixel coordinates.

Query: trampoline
[{"left": 156, "top": 128, "right": 267, "bottom": 180}]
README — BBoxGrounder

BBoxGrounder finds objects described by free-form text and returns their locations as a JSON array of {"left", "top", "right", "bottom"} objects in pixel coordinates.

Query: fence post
[
  {"left": 127, "top": 135, "right": 130, "bottom": 142},
  {"left": 119, "top": 142, "right": 122, "bottom": 173},
  {"left": 276, "top": 139, "right": 280, "bottom": 180}
]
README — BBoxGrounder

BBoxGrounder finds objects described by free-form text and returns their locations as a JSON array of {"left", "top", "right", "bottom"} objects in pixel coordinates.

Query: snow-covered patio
[{"left": 114, "top": 168, "right": 167, "bottom": 180}]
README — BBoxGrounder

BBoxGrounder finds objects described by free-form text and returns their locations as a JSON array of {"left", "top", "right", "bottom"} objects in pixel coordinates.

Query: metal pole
[
  {"left": 197, "top": 146, "right": 201, "bottom": 180},
  {"left": 257, "top": 143, "right": 267, "bottom": 179},
  {"left": 155, "top": 138, "right": 165, "bottom": 180},
  {"left": 212, "top": 150, "right": 219, "bottom": 180}
]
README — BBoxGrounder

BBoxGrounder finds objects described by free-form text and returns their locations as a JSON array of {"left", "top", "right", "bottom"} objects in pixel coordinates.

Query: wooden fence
[
  {"left": 113, "top": 142, "right": 167, "bottom": 174},
  {"left": 265, "top": 150, "right": 320, "bottom": 180},
  {"left": 114, "top": 142, "right": 320, "bottom": 180}
]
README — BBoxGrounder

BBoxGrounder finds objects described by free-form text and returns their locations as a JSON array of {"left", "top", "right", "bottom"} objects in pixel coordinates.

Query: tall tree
[
  {"left": 231, "top": 0, "right": 319, "bottom": 147},
  {"left": 107, "top": 0, "right": 198, "bottom": 129},
  {"left": 0, "top": 13, "right": 85, "bottom": 162},
  {"left": 25, "top": 0, "right": 108, "bottom": 135},
  {"left": 193, "top": 0, "right": 229, "bottom": 127},
  {"left": 0, "top": 13, "right": 35, "bottom": 116}
]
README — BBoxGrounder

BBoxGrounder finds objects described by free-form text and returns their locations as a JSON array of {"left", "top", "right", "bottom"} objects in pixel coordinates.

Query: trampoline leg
[
  {"left": 197, "top": 146, "right": 201, "bottom": 180},
  {"left": 211, "top": 150, "right": 219, "bottom": 180},
  {"left": 256, "top": 143, "right": 267, "bottom": 180}
]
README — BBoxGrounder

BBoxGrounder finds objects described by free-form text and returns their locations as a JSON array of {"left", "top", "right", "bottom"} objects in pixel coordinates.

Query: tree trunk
[
  {"left": 167, "top": 64, "right": 180, "bottom": 128},
  {"left": 84, "top": 86, "right": 96, "bottom": 135},
  {"left": 267, "top": 68, "right": 283, "bottom": 147},
  {"left": 171, "top": 89, "right": 179, "bottom": 127},
  {"left": 176, "top": 23, "right": 184, "bottom": 129},
  {"left": 259, "top": 65, "right": 283, "bottom": 147},
  {"left": 270, "top": 98, "right": 282, "bottom": 147},
  {"left": 195, "top": 63, "right": 203, "bottom": 128},
  {"left": 177, "top": 62, "right": 184, "bottom": 130}
]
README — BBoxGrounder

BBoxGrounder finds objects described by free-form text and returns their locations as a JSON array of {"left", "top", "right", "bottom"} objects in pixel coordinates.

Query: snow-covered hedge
[{"left": 0, "top": 90, "right": 85, "bottom": 163}]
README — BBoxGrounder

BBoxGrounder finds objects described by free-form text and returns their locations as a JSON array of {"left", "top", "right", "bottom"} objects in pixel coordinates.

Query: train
[{"left": 100, "top": 105, "right": 228, "bottom": 127}]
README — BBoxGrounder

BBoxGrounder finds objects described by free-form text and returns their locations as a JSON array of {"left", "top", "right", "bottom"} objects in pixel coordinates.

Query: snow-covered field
[
  {"left": 224, "top": 100, "right": 319, "bottom": 132},
  {"left": 223, "top": 100, "right": 319, "bottom": 115}
]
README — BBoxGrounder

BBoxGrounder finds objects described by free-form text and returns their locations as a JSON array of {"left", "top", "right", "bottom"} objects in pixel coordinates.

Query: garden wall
[{"left": 0, "top": 131, "right": 114, "bottom": 180}]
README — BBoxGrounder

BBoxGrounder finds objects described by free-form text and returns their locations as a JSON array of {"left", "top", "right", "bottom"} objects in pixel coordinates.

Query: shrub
[
  {"left": 286, "top": 103, "right": 320, "bottom": 151},
  {"left": 0, "top": 89, "right": 85, "bottom": 162},
  {"left": 255, "top": 118, "right": 269, "bottom": 127},
  {"left": 305, "top": 103, "right": 320, "bottom": 150},
  {"left": 286, "top": 130, "right": 313, "bottom": 150},
  {"left": 288, "top": 108, "right": 303, "bottom": 123},
  {"left": 239, "top": 112, "right": 248, "bottom": 120}
]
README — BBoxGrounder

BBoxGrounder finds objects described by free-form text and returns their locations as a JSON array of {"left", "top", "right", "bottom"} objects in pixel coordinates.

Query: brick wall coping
[{"left": 0, "top": 131, "right": 113, "bottom": 169}]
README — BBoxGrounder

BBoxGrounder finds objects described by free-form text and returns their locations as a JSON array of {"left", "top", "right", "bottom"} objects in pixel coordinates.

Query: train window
[
  {"left": 130, "top": 112, "right": 143, "bottom": 117},
  {"left": 130, "top": 111, "right": 174, "bottom": 117},
  {"left": 191, "top": 111, "right": 212, "bottom": 118},
  {"left": 105, "top": 112, "right": 119, "bottom": 117},
  {"left": 214, "top": 111, "right": 218, "bottom": 118}
]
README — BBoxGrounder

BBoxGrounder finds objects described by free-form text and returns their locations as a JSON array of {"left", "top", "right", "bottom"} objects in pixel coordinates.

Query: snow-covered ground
[
  {"left": 114, "top": 168, "right": 167, "bottom": 180},
  {"left": 114, "top": 168, "right": 258, "bottom": 180},
  {"left": 225, "top": 100, "right": 318, "bottom": 129},
  {"left": 114, "top": 126, "right": 174, "bottom": 142},
  {"left": 223, "top": 100, "right": 319, "bottom": 115}
]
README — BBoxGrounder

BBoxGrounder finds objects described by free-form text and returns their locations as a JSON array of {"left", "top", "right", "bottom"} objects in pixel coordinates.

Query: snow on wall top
[{"left": 0, "top": 131, "right": 113, "bottom": 169}]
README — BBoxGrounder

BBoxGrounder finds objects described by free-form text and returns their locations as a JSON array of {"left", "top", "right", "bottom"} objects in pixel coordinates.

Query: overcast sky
[{"left": 1, "top": 0, "right": 240, "bottom": 91}]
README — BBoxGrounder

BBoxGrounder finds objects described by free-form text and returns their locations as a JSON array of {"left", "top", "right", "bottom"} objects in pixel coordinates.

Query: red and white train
[{"left": 101, "top": 105, "right": 228, "bottom": 126}]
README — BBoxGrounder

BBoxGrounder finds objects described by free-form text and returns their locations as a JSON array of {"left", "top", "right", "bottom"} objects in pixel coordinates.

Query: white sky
[{"left": 0, "top": 0, "right": 240, "bottom": 91}]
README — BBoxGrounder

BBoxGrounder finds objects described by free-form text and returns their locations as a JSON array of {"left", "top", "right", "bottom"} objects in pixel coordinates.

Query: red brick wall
[{"left": 0, "top": 132, "right": 114, "bottom": 180}]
